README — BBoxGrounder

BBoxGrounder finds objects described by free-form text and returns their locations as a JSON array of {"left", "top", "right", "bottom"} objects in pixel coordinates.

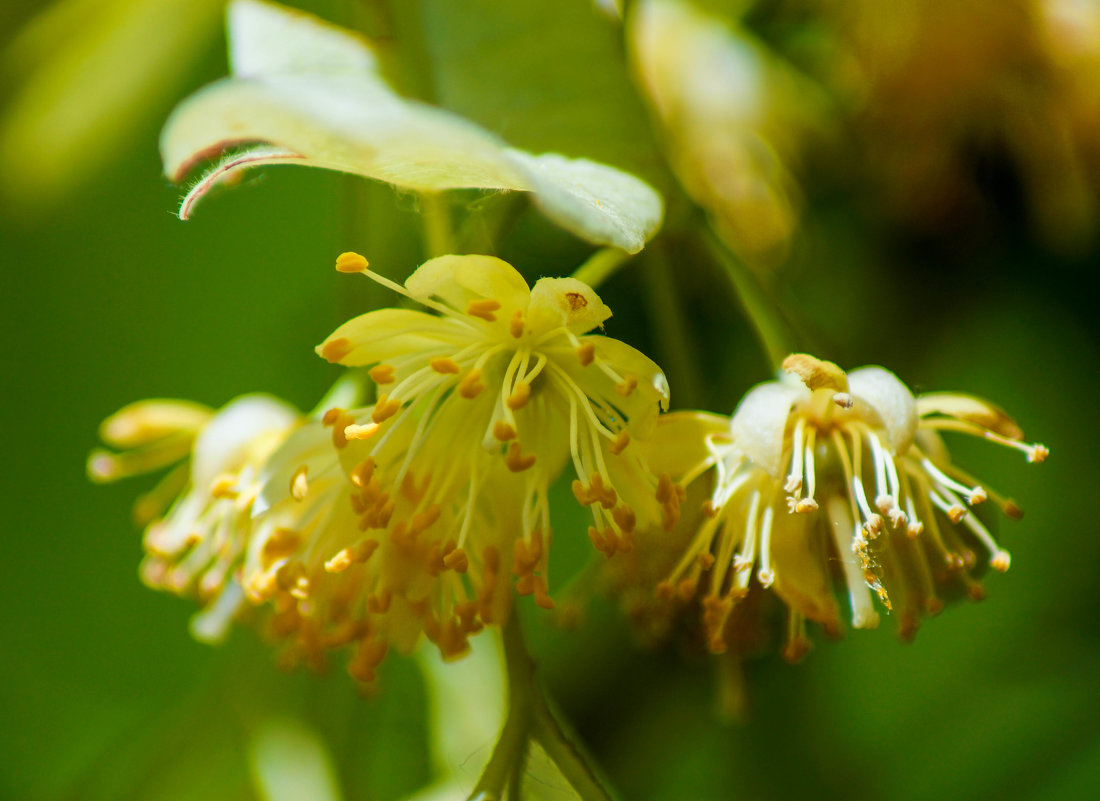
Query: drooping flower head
[
  {"left": 662, "top": 354, "right": 1048, "bottom": 658},
  {"left": 316, "top": 253, "right": 672, "bottom": 612},
  {"left": 89, "top": 395, "right": 301, "bottom": 642}
]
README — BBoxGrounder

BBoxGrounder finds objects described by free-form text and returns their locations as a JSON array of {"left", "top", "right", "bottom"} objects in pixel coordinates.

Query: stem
[
  {"left": 703, "top": 226, "right": 794, "bottom": 372},
  {"left": 571, "top": 248, "right": 633, "bottom": 289},
  {"left": 470, "top": 614, "right": 615, "bottom": 801},
  {"left": 422, "top": 192, "right": 455, "bottom": 257}
]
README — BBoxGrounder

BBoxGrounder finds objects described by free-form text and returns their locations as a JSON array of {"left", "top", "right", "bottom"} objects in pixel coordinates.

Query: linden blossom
[
  {"left": 315, "top": 252, "right": 677, "bottom": 605},
  {"left": 660, "top": 353, "right": 1048, "bottom": 658}
]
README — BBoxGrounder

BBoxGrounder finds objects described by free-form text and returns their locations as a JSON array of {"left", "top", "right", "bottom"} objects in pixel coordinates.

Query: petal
[
  {"left": 635, "top": 410, "right": 730, "bottom": 482},
  {"left": 160, "top": 1, "right": 663, "bottom": 252},
  {"left": 915, "top": 392, "right": 1024, "bottom": 440},
  {"left": 527, "top": 277, "right": 612, "bottom": 335},
  {"left": 729, "top": 378, "right": 807, "bottom": 477},
  {"left": 768, "top": 513, "right": 841, "bottom": 628},
  {"left": 99, "top": 398, "right": 212, "bottom": 448},
  {"left": 316, "top": 308, "right": 466, "bottom": 366},
  {"left": 405, "top": 254, "right": 530, "bottom": 313},
  {"left": 191, "top": 394, "right": 299, "bottom": 489},
  {"left": 847, "top": 366, "right": 918, "bottom": 455},
  {"left": 556, "top": 334, "right": 669, "bottom": 439}
]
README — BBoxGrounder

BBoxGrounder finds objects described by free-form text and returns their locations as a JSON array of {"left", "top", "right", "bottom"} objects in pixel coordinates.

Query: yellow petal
[
  {"left": 635, "top": 411, "right": 730, "bottom": 481},
  {"left": 916, "top": 392, "right": 1024, "bottom": 440},
  {"left": 768, "top": 513, "right": 841, "bottom": 628},
  {"left": 847, "top": 366, "right": 918, "bottom": 454},
  {"left": 404, "top": 254, "right": 530, "bottom": 314},
  {"left": 316, "top": 309, "right": 465, "bottom": 366},
  {"left": 527, "top": 277, "right": 612, "bottom": 336}
]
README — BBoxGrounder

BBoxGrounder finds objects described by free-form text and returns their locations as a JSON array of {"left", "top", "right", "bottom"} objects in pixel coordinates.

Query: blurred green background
[{"left": 2, "top": 1, "right": 1099, "bottom": 800}]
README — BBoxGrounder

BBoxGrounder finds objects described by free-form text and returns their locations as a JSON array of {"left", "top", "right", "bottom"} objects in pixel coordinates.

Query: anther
[
  {"left": 1028, "top": 444, "right": 1049, "bottom": 463},
  {"left": 322, "top": 407, "right": 344, "bottom": 426},
  {"left": 335, "top": 252, "right": 369, "bottom": 273},
  {"left": 946, "top": 505, "right": 967, "bottom": 524},
  {"left": 493, "top": 421, "right": 517, "bottom": 441},
  {"left": 290, "top": 466, "right": 309, "bottom": 501},
  {"left": 372, "top": 396, "right": 401, "bottom": 423},
  {"left": 615, "top": 375, "right": 638, "bottom": 396},
  {"left": 320, "top": 337, "right": 353, "bottom": 362},
  {"left": 967, "top": 487, "right": 988, "bottom": 505},
  {"left": 576, "top": 342, "right": 595, "bottom": 366},
  {"left": 369, "top": 364, "right": 396, "bottom": 384},
  {"left": 350, "top": 457, "right": 375, "bottom": 488},
  {"left": 509, "top": 309, "right": 525, "bottom": 338},
  {"left": 443, "top": 547, "right": 469, "bottom": 573},
  {"left": 466, "top": 299, "right": 501, "bottom": 321},
  {"left": 344, "top": 422, "right": 380, "bottom": 441},
  {"left": 613, "top": 505, "right": 636, "bottom": 533},
  {"left": 907, "top": 520, "right": 924, "bottom": 538},
  {"left": 608, "top": 430, "right": 630, "bottom": 455},
  {"left": 1002, "top": 501, "right": 1024, "bottom": 520},
  {"left": 990, "top": 549, "right": 1012, "bottom": 572},
  {"left": 210, "top": 473, "right": 238, "bottom": 499},
  {"left": 757, "top": 568, "right": 775, "bottom": 588},
  {"left": 430, "top": 357, "right": 461, "bottom": 374},
  {"left": 795, "top": 498, "right": 819, "bottom": 514},
  {"left": 506, "top": 382, "right": 531, "bottom": 410},
  {"left": 505, "top": 441, "right": 536, "bottom": 472},
  {"left": 459, "top": 369, "right": 484, "bottom": 398},
  {"left": 832, "top": 392, "right": 854, "bottom": 408}
]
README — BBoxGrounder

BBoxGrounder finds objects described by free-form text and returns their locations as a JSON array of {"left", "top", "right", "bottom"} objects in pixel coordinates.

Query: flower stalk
[{"left": 472, "top": 613, "right": 614, "bottom": 801}]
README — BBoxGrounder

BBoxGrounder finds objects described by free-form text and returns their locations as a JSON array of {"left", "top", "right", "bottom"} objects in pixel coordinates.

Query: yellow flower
[
  {"left": 662, "top": 354, "right": 1047, "bottom": 658},
  {"left": 90, "top": 394, "right": 301, "bottom": 642},
  {"left": 316, "top": 253, "right": 672, "bottom": 614}
]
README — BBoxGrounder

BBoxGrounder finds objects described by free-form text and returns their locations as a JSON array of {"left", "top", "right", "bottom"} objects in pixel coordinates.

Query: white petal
[
  {"left": 192, "top": 394, "right": 298, "bottom": 489},
  {"left": 847, "top": 366, "right": 918, "bottom": 455},
  {"left": 729, "top": 378, "right": 806, "bottom": 477}
]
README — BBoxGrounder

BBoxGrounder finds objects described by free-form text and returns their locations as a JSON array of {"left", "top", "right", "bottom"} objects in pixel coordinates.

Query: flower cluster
[
  {"left": 656, "top": 354, "right": 1047, "bottom": 659},
  {"left": 92, "top": 253, "right": 674, "bottom": 680}
]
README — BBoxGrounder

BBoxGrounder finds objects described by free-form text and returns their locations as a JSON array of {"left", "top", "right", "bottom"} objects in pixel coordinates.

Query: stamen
[
  {"left": 608, "top": 430, "right": 630, "bottom": 455},
  {"left": 493, "top": 421, "right": 517, "bottom": 441},
  {"left": 350, "top": 457, "right": 375, "bottom": 488},
  {"left": 615, "top": 375, "right": 638, "bottom": 396},
  {"left": 290, "top": 466, "right": 309, "bottom": 501},
  {"left": 335, "top": 252, "right": 369, "bottom": 273},
  {"left": 369, "top": 364, "right": 395, "bottom": 384},
  {"left": 371, "top": 395, "right": 402, "bottom": 423},
  {"left": 459, "top": 369, "right": 485, "bottom": 398},
  {"left": 506, "top": 382, "right": 531, "bottom": 410},
  {"left": 505, "top": 442, "right": 536, "bottom": 472},
  {"left": 466, "top": 299, "right": 501, "bottom": 322},
  {"left": 430, "top": 357, "right": 461, "bottom": 374},
  {"left": 576, "top": 342, "right": 595, "bottom": 366},
  {"left": 826, "top": 495, "right": 880, "bottom": 629},
  {"left": 755, "top": 506, "right": 775, "bottom": 588},
  {"left": 510, "top": 309, "right": 525, "bottom": 338},
  {"left": 833, "top": 392, "right": 854, "bottom": 408},
  {"left": 320, "top": 337, "right": 353, "bottom": 362},
  {"left": 210, "top": 473, "right": 238, "bottom": 499},
  {"left": 920, "top": 457, "right": 986, "bottom": 506},
  {"left": 784, "top": 417, "right": 806, "bottom": 495},
  {"left": 344, "top": 422, "right": 380, "bottom": 441}
]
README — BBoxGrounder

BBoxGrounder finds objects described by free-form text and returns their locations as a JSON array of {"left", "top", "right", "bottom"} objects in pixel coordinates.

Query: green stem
[
  {"left": 571, "top": 248, "right": 633, "bottom": 289},
  {"left": 470, "top": 614, "right": 614, "bottom": 801},
  {"left": 703, "top": 226, "right": 794, "bottom": 372},
  {"left": 422, "top": 192, "right": 455, "bottom": 257}
]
